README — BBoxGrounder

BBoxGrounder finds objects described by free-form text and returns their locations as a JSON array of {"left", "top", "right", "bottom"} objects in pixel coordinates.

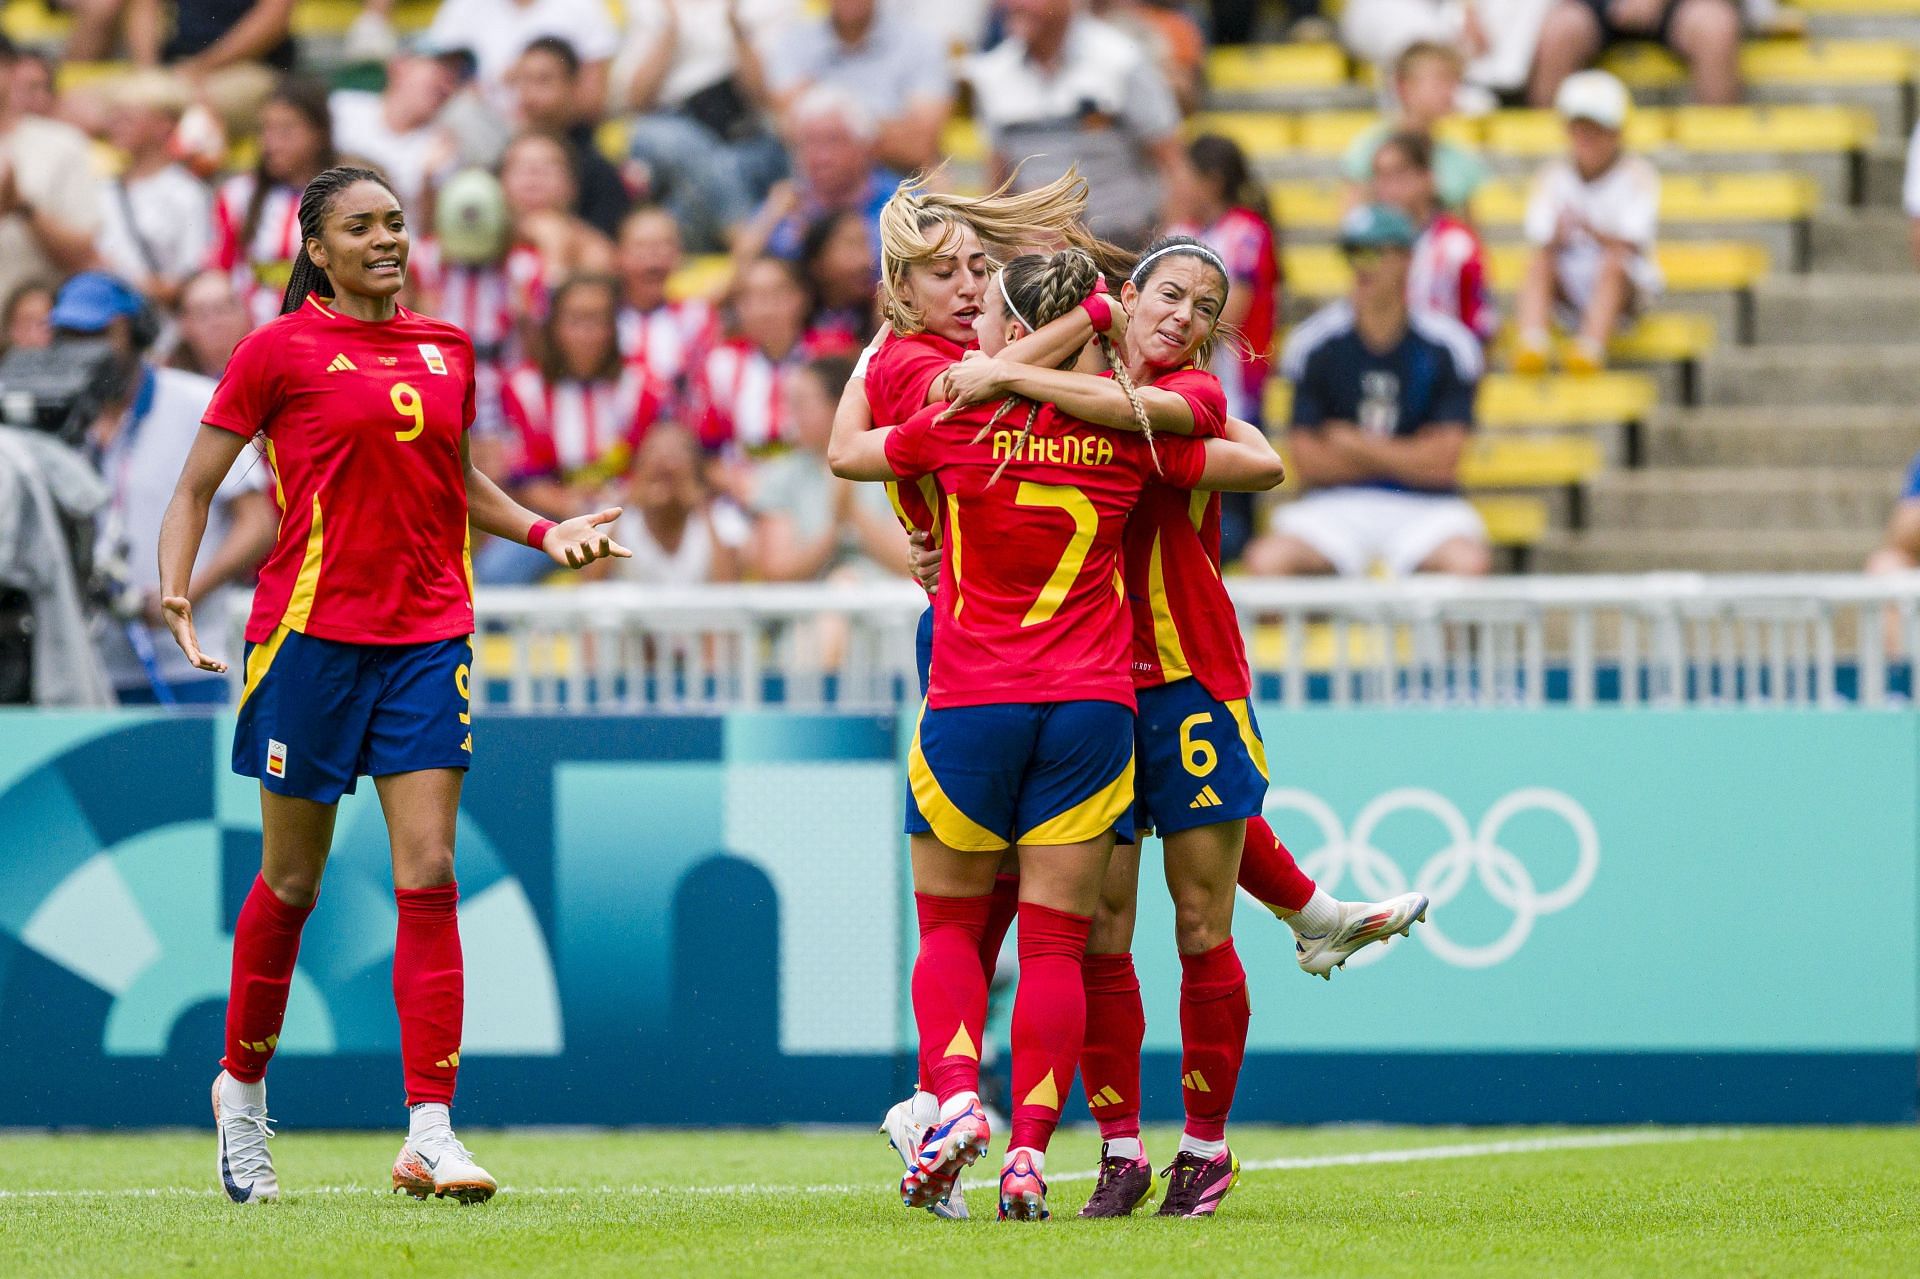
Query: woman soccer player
[
  {"left": 944, "top": 236, "right": 1430, "bottom": 1217},
  {"left": 157, "top": 165, "right": 630, "bottom": 1206},
  {"left": 832, "top": 247, "right": 1285, "bottom": 1222}
]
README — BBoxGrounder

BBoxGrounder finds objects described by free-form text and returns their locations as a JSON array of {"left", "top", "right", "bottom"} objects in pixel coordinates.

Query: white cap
[{"left": 1554, "top": 69, "right": 1630, "bottom": 130}]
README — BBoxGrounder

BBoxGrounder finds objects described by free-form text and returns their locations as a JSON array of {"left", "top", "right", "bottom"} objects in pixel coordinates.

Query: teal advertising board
[{"left": 0, "top": 709, "right": 1912, "bottom": 1126}]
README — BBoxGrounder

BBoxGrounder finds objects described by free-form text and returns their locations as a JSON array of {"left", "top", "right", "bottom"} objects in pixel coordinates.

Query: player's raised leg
[
  {"left": 378, "top": 767, "right": 495, "bottom": 1205},
  {"left": 1078, "top": 842, "right": 1155, "bottom": 1218},
  {"left": 1239, "top": 815, "right": 1429, "bottom": 978}
]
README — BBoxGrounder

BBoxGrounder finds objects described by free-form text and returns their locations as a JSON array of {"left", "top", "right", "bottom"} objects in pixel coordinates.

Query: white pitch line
[{"left": 0, "top": 1128, "right": 1731, "bottom": 1202}]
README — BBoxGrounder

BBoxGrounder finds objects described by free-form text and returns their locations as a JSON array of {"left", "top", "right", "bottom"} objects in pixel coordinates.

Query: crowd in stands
[{"left": 0, "top": 0, "right": 1876, "bottom": 705}]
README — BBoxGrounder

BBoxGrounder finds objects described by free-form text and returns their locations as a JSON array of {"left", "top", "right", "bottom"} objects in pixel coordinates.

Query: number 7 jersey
[
  {"left": 885, "top": 401, "right": 1206, "bottom": 711},
  {"left": 203, "top": 297, "right": 479, "bottom": 646}
]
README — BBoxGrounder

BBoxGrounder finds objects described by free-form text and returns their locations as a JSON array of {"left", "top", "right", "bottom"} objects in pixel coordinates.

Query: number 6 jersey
[
  {"left": 884, "top": 400, "right": 1205, "bottom": 712},
  {"left": 203, "top": 296, "right": 479, "bottom": 646}
]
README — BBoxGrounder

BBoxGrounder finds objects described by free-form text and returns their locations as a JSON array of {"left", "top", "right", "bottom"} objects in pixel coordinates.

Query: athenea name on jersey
[{"left": 989, "top": 429, "right": 1116, "bottom": 467}]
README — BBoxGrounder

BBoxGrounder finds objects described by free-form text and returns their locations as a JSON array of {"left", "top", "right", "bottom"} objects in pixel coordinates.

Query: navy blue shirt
[{"left": 1283, "top": 301, "right": 1481, "bottom": 494}]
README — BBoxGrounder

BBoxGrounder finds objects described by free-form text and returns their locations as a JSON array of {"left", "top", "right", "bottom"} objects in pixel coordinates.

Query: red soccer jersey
[
  {"left": 1120, "top": 367, "right": 1251, "bottom": 701},
  {"left": 867, "top": 330, "right": 969, "bottom": 543},
  {"left": 203, "top": 297, "right": 478, "bottom": 646},
  {"left": 885, "top": 401, "right": 1206, "bottom": 710}
]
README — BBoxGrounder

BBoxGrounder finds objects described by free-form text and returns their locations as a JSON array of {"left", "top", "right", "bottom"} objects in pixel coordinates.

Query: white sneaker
[
  {"left": 392, "top": 1129, "right": 497, "bottom": 1205},
  {"left": 1296, "top": 892, "right": 1429, "bottom": 979},
  {"left": 881, "top": 1096, "right": 968, "bottom": 1219},
  {"left": 212, "top": 1072, "right": 278, "bottom": 1204}
]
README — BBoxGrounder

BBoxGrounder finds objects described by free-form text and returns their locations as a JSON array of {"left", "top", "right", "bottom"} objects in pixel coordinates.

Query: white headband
[
  {"left": 998, "top": 272, "right": 1033, "bottom": 332},
  {"left": 1129, "top": 243, "right": 1229, "bottom": 286}
]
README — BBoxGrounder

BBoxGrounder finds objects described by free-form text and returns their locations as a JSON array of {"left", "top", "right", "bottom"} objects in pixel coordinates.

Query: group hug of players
[{"left": 155, "top": 160, "right": 1427, "bottom": 1218}]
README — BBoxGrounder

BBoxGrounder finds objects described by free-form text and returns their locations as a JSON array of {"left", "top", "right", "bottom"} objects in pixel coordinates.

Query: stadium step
[
  {"left": 1750, "top": 273, "right": 1920, "bottom": 343},
  {"left": 1643, "top": 406, "right": 1920, "bottom": 468},
  {"left": 1699, "top": 343, "right": 1920, "bottom": 405},
  {"left": 1805, "top": 209, "right": 1915, "bottom": 271},
  {"left": 1532, "top": 528, "right": 1873, "bottom": 572},
  {"left": 1581, "top": 466, "right": 1901, "bottom": 531}
]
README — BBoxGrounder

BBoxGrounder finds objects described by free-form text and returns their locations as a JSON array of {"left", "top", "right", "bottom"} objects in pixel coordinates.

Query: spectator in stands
[
  {"left": 1370, "top": 130, "right": 1496, "bottom": 344},
  {"left": 419, "top": 167, "right": 518, "bottom": 460},
  {"left": 799, "top": 208, "right": 877, "bottom": 348},
  {"left": 1529, "top": 0, "right": 1740, "bottom": 106},
  {"left": 484, "top": 274, "right": 662, "bottom": 583},
  {"left": 0, "top": 35, "right": 103, "bottom": 325},
  {"left": 1210, "top": 0, "right": 1329, "bottom": 44},
  {"left": 1243, "top": 204, "right": 1491, "bottom": 579},
  {"left": 2, "top": 279, "right": 54, "bottom": 356},
  {"left": 749, "top": 353, "right": 905, "bottom": 582},
  {"left": 210, "top": 75, "right": 335, "bottom": 327},
  {"left": 1903, "top": 117, "right": 1920, "bottom": 269},
  {"left": 768, "top": 0, "right": 952, "bottom": 175},
  {"left": 166, "top": 269, "right": 250, "bottom": 377},
  {"left": 1092, "top": 0, "right": 1207, "bottom": 115},
  {"left": 968, "top": 0, "right": 1185, "bottom": 250},
  {"left": 509, "top": 36, "right": 630, "bottom": 239},
  {"left": 56, "top": 272, "right": 275, "bottom": 704},
  {"left": 7, "top": 47, "right": 53, "bottom": 118},
  {"left": 740, "top": 87, "right": 895, "bottom": 264},
  {"left": 616, "top": 204, "right": 717, "bottom": 418},
  {"left": 1343, "top": 42, "right": 1488, "bottom": 214},
  {"left": 614, "top": 0, "right": 794, "bottom": 254},
  {"left": 1867, "top": 454, "right": 1920, "bottom": 651},
  {"left": 499, "top": 130, "right": 618, "bottom": 317},
  {"left": 329, "top": 53, "right": 461, "bottom": 208},
  {"left": 609, "top": 424, "right": 750, "bottom": 585},
  {"left": 1513, "top": 70, "right": 1661, "bottom": 375},
  {"left": 695, "top": 255, "right": 813, "bottom": 489},
  {"left": 97, "top": 71, "right": 211, "bottom": 311},
  {"left": 65, "top": 0, "right": 295, "bottom": 72},
  {"left": 420, "top": 0, "right": 619, "bottom": 115}
]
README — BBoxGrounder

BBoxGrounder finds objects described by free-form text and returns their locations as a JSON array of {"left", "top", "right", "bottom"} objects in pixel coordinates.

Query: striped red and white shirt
[
  {"left": 501, "top": 363, "right": 661, "bottom": 487},
  {"left": 693, "top": 338, "right": 799, "bottom": 456},
  {"left": 208, "top": 174, "right": 303, "bottom": 327},
  {"left": 618, "top": 297, "right": 717, "bottom": 416},
  {"left": 1409, "top": 213, "right": 1496, "bottom": 344}
]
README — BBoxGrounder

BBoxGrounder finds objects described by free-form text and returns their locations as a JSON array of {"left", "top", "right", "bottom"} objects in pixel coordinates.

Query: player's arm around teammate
[{"left": 156, "top": 165, "right": 627, "bottom": 1209}]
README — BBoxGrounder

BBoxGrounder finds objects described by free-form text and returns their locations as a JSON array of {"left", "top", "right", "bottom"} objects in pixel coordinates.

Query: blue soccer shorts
[
  {"left": 232, "top": 627, "right": 474, "bottom": 804},
  {"left": 1132, "top": 677, "right": 1269, "bottom": 838},
  {"left": 915, "top": 604, "right": 934, "bottom": 697},
  {"left": 906, "top": 699, "right": 1135, "bottom": 851}
]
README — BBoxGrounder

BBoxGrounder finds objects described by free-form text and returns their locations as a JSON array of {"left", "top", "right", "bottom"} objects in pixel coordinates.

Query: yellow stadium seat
[
  {"left": 1188, "top": 112, "right": 1295, "bottom": 158},
  {"left": 53, "top": 60, "right": 133, "bottom": 91},
  {"left": 1472, "top": 495, "right": 1551, "bottom": 547},
  {"left": 1604, "top": 38, "right": 1916, "bottom": 88},
  {"left": 1268, "top": 182, "right": 1349, "bottom": 229},
  {"left": 2, "top": 1, "right": 69, "bottom": 42},
  {"left": 293, "top": 0, "right": 440, "bottom": 36},
  {"left": 1469, "top": 172, "right": 1819, "bottom": 227},
  {"left": 1477, "top": 372, "right": 1660, "bottom": 429},
  {"left": 1205, "top": 43, "right": 1350, "bottom": 94},
  {"left": 670, "top": 255, "right": 734, "bottom": 302},
  {"left": 1786, "top": 0, "right": 1920, "bottom": 10},
  {"left": 1460, "top": 436, "right": 1604, "bottom": 489},
  {"left": 1482, "top": 108, "right": 1671, "bottom": 157},
  {"left": 1491, "top": 314, "right": 1716, "bottom": 369},
  {"left": 1669, "top": 104, "right": 1877, "bottom": 153},
  {"left": 596, "top": 118, "right": 631, "bottom": 165},
  {"left": 941, "top": 118, "right": 986, "bottom": 164},
  {"left": 1284, "top": 241, "right": 1768, "bottom": 299},
  {"left": 1293, "top": 111, "right": 1380, "bottom": 156}
]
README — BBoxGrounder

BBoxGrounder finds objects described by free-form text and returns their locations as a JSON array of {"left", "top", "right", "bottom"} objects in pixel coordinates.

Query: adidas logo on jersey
[
  {"left": 326, "top": 354, "right": 356, "bottom": 372},
  {"left": 1188, "top": 785, "right": 1224, "bottom": 810}
]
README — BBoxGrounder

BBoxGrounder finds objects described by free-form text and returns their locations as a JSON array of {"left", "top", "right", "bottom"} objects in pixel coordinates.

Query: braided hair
[
  {"left": 979, "top": 248, "right": 1153, "bottom": 483},
  {"left": 280, "top": 166, "right": 399, "bottom": 314}
]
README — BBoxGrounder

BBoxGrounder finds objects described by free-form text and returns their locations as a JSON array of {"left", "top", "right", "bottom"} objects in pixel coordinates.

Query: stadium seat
[
  {"left": 292, "top": 0, "right": 441, "bottom": 36},
  {"left": 1472, "top": 494, "right": 1552, "bottom": 548},
  {"left": 1467, "top": 172, "right": 1820, "bottom": 228},
  {"left": 596, "top": 118, "right": 631, "bottom": 165},
  {"left": 1602, "top": 37, "right": 1917, "bottom": 89},
  {"left": 940, "top": 118, "right": 987, "bottom": 165},
  {"left": 1261, "top": 374, "right": 1655, "bottom": 432},
  {"left": 1460, "top": 435, "right": 1605, "bottom": 489},
  {"left": 1481, "top": 108, "right": 1671, "bottom": 158},
  {"left": 0, "top": 0, "right": 66, "bottom": 42},
  {"left": 1205, "top": 43, "right": 1351, "bottom": 94},
  {"left": 52, "top": 60, "right": 133, "bottom": 91},
  {"left": 1283, "top": 242, "right": 1770, "bottom": 301},
  {"left": 1187, "top": 112, "right": 1295, "bottom": 158},
  {"left": 1668, "top": 104, "right": 1877, "bottom": 154},
  {"left": 670, "top": 255, "right": 734, "bottom": 302}
]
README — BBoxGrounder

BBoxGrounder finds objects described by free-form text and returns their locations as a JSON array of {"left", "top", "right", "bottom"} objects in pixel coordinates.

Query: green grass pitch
[{"left": 3, "top": 1125, "right": 1916, "bottom": 1276}]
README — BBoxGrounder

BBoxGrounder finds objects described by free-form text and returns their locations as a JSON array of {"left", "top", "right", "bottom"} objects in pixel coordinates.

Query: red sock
[
  {"left": 394, "top": 882, "right": 464, "bottom": 1106},
  {"left": 1009, "top": 902, "right": 1092, "bottom": 1153},
  {"left": 912, "top": 891, "right": 993, "bottom": 1103},
  {"left": 222, "top": 875, "right": 314, "bottom": 1083},
  {"left": 1079, "top": 952, "right": 1144, "bottom": 1142},
  {"left": 978, "top": 873, "right": 1020, "bottom": 980},
  {"left": 1237, "top": 816, "right": 1316, "bottom": 914},
  {"left": 1178, "top": 940, "right": 1250, "bottom": 1143}
]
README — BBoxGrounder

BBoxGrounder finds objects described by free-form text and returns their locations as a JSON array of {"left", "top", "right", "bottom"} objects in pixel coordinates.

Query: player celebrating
[
  {"left": 156, "top": 165, "right": 629, "bottom": 1205},
  {"left": 832, "top": 247, "right": 1285, "bottom": 1221},
  {"left": 943, "top": 235, "right": 1429, "bottom": 1217}
]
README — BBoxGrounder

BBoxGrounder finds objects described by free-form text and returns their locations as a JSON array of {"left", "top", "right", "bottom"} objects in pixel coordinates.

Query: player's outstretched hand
[
  {"left": 546, "top": 508, "right": 633, "bottom": 570},
  {"left": 160, "top": 595, "right": 227, "bottom": 673}
]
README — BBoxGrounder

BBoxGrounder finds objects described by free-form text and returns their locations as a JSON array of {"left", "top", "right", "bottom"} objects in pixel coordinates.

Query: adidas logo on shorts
[{"left": 266, "top": 739, "right": 287, "bottom": 779}]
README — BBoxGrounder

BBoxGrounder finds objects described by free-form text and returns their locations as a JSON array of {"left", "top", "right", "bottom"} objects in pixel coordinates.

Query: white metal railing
[{"left": 467, "top": 574, "right": 1920, "bottom": 713}]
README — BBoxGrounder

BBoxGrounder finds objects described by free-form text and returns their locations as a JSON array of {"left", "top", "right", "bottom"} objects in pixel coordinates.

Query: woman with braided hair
[
  {"left": 942, "top": 235, "right": 1432, "bottom": 1219},
  {"left": 158, "top": 164, "right": 630, "bottom": 1207},
  {"left": 832, "top": 247, "right": 1285, "bottom": 1223}
]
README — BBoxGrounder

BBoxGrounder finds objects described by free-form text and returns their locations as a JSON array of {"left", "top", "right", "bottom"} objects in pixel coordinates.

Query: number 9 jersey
[{"left": 203, "top": 297, "right": 480, "bottom": 646}]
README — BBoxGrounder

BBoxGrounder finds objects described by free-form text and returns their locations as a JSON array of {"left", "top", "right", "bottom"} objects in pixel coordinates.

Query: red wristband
[
  {"left": 1092, "top": 275, "right": 1110, "bottom": 295},
  {"left": 528, "top": 518, "right": 557, "bottom": 550},
  {"left": 1080, "top": 293, "right": 1113, "bottom": 333}
]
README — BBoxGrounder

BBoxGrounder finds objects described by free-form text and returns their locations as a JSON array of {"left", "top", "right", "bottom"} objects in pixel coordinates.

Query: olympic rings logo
[{"left": 1264, "top": 787, "right": 1599, "bottom": 969}]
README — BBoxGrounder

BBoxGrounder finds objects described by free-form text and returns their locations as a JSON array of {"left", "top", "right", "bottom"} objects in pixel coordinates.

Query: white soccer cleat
[
  {"left": 392, "top": 1130, "right": 498, "bottom": 1205},
  {"left": 882, "top": 1096, "right": 969, "bottom": 1219},
  {"left": 212, "top": 1071, "right": 279, "bottom": 1204},
  {"left": 1296, "top": 892, "right": 1430, "bottom": 979}
]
